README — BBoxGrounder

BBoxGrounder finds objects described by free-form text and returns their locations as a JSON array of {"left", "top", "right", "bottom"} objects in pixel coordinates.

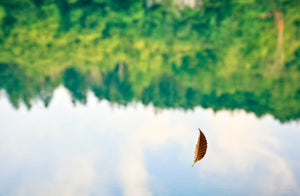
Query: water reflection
[
  {"left": 1, "top": 0, "right": 300, "bottom": 122},
  {"left": 0, "top": 63, "right": 299, "bottom": 122},
  {"left": 0, "top": 1, "right": 300, "bottom": 195},
  {"left": 0, "top": 87, "right": 299, "bottom": 195}
]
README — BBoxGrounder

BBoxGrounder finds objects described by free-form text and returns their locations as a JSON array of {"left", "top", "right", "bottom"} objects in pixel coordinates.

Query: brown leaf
[{"left": 192, "top": 128, "right": 207, "bottom": 167}]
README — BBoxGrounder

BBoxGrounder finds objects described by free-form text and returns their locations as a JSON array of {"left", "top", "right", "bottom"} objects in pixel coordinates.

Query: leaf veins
[{"left": 192, "top": 128, "right": 207, "bottom": 167}]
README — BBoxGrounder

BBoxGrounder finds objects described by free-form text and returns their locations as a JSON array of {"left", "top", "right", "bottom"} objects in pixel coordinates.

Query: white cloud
[
  {"left": 17, "top": 155, "right": 96, "bottom": 196},
  {"left": 199, "top": 110, "right": 300, "bottom": 195},
  {"left": 0, "top": 87, "right": 299, "bottom": 196}
]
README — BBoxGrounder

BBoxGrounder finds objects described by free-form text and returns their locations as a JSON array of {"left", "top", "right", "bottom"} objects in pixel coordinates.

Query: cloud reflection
[
  {"left": 0, "top": 87, "right": 299, "bottom": 196},
  {"left": 200, "top": 111, "right": 299, "bottom": 195}
]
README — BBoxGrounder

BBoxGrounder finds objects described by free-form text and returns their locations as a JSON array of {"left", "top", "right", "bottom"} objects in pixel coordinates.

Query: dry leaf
[{"left": 192, "top": 128, "right": 207, "bottom": 167}]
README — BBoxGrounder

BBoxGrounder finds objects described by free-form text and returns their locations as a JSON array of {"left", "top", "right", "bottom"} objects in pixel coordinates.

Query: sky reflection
[{"left": 0, "top": 87, "right": 299, "bottom": 196}]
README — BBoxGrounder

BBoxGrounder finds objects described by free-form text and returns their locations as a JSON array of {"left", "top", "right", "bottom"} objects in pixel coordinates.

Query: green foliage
[{"left": 0, "top": 0, "right": 299, "bottom": 122}]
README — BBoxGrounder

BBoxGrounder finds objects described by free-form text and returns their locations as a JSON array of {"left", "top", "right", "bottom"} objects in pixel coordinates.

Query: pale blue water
[{"left": 0, "top": 87, "right": 299, "bottom": 196}]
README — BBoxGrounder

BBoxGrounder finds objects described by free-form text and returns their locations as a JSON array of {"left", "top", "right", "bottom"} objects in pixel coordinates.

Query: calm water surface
[
  {"left": 0, "top": 87, "right": 299, "bottom": 196},
  {"left": 1, "top": 1, "right": 300, "bottom": 195}
]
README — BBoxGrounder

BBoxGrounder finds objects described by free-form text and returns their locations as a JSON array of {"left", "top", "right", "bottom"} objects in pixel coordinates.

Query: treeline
[
  {"left": 0, "top": 63, "right": 299, "bottom": 122},
  {"left": 0, "top": 0, "right": 299, "bottom": 122},
  {"left": 1, "top": 0, "right": 299, "bottom": 73}
]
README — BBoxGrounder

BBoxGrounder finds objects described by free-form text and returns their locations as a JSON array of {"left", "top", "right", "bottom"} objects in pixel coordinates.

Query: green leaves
[{"left": 0, "top": 0, "right": 299, "bottom": 121}]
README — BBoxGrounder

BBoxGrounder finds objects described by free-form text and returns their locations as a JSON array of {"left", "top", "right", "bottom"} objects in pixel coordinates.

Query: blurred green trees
[{"left": 0, "top": 0, "right": 299, "bottom": 122}]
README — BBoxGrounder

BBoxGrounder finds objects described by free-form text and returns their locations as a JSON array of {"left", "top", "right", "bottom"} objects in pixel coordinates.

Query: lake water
[
  {"left": 1, "top": 0, "right": 300, "bottom": 195},
  {"left": 0, "top": 87, "right": 299, "bottom": 196}
]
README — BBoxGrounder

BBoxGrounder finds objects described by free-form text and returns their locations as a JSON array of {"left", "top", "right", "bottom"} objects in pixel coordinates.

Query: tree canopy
[{"left": 0, "top": 0, "right": 299, "bottom": 122}]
